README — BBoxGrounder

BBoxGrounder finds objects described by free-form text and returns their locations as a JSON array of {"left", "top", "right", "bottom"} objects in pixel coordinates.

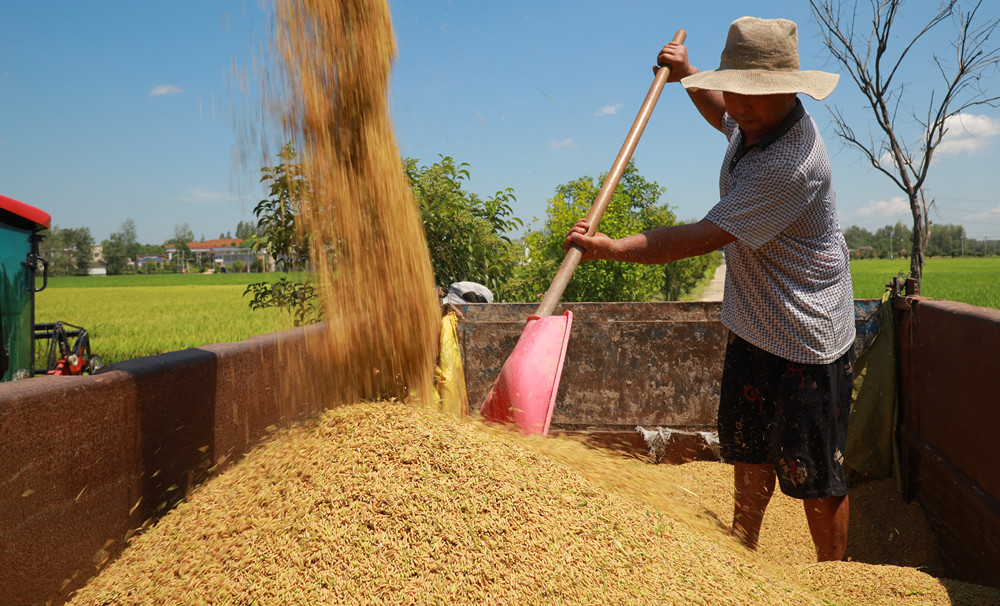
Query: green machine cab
[{"left": 0, "top": 194, "right": 50, "bottom": 381}]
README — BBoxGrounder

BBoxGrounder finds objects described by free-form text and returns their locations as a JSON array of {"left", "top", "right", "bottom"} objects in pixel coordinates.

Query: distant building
[
  {"left": 135, "top": 255, "right": 167, "bottom": 270},
  {"left": 164, "top": 238, "right": 269, "bottom": 271}
]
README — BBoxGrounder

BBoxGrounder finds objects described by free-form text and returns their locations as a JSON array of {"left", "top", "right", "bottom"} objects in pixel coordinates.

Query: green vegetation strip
[
  {"left": 850, "top": 257, "right": 1000, "bottom": 308},
  {"left": 39, "top": 273, "right": 311, "bottom": 289},
  {"left": 34, "top": 280, "right": 289, "bottom": 364}
]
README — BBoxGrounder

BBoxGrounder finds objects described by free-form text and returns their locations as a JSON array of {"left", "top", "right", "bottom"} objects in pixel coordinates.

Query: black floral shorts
[{"left": 717, "top": 331, "right": 855, "bottom": 500}]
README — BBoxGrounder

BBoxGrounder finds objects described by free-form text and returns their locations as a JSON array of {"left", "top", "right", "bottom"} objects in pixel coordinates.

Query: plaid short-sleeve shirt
[{"left": 705, "top": 100, "right": 855, "bottom": 364}]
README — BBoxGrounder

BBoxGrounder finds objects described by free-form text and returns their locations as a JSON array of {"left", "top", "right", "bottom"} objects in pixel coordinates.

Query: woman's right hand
[
  {"left": 564, "top": 219, "right": 615, "bottom": 261},
  {"left": 656, "top": 42, "right": 696, "bottom": 82}
]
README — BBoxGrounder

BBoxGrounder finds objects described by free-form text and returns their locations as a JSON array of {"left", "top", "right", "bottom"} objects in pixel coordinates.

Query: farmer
[{"left": 564, "top": 17, "right": 855, "bottom": 562}]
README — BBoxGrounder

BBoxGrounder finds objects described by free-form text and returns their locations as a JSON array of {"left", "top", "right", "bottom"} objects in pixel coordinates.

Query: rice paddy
[
  {"left": 34, "top": 275, "right": 290, "bottom": 364},
  {"left": 850, "top": 257, "right": 1000, "bottom": 307}
]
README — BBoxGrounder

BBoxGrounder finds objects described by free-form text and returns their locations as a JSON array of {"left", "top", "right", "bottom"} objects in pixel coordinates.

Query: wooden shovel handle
[{"left": 534, "top": 29, "right": 687, "bottom": 317}]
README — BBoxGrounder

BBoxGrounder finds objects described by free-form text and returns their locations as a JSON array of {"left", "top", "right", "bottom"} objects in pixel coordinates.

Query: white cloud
[
  {"left": 550, "top": 138, "right": 577, "bottom": 149},
  {"left": 150, "top": 84, "right": 183, "bottom": 97},
  {"left": 857, "top": 196, "right": 910, "bottom": 218},
  {"left": 594, "top": 103, "right": 623, "bottom": 116},
  {"left": 964, "top": 203, "right": 1000, "bottom": 223},
  {"left": 176, "top": 189, "right": 234, "bottom": 204},
  {"left": 935, "top": 113, "right": 1000, "bottom": 155}
]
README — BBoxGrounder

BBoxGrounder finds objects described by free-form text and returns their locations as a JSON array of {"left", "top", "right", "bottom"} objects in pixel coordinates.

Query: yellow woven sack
[{"left": 436, "top": 312, "right": 468, "bottom": 416}]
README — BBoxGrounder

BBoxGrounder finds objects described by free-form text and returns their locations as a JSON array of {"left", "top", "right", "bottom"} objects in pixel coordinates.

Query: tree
[
  {"left": 235, "top": 220, "right": 258, "bottom": 240},
  {"left": 404, "top": 155, "right": 523, "bottom": 300},
  {"left": 928, "top": 222, "right": 966, "bottom": 256},
  {"left": 170, "top": 223, "right": 195, "bottom": 245},
  {"left": 137, "top": 243, "right": 165, "bottom": 257},
  {"left": 244, "top": 143, "right": 318, "bottom": 326},
  {"left": 810, "top": 0, "right": 1000, "bottom": 284},
  {"left": 102, "top": 218, "right": 141, "bottom": 275},
  {"left": 842, "top": 225, "right": 874, "bottom": 250},
  {"left": 874, "top": 221, "right": 912, "bottom": 258},
  {"left": 244, "top": 149, "right": 525, "bottom": 323},
  {"left": 505, "top": 161, "right": 720, "bottom": 302},
  {"left": 101, "top": 233, "right": 129, "bottom": 275},
  {"left": 63, "top": 227, "right": 94, "bottom": 276},
  {"left": 38, "top": 226, "right": 68, "bottom": 275},
  {"left": 37, "top": 225, "right": 95, "bottom": 276},
  {"left": 250, "top": 143, "right": 311, "bottom": 272},
  {"left": 165, "top": 223, "right": 196, "bottom": 272},
  {"left": 118, "top": 218, "right": 140, "bottom": 260}
]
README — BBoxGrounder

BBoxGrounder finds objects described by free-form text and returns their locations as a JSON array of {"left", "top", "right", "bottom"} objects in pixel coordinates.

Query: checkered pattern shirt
[{"left": 705, "top": 100, "right": 855, "bottom": 365}]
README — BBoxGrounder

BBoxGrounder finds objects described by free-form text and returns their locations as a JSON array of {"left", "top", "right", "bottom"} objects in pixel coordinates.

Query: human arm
[
  {"left": 563, "top": 218, "right": 735, "bottom": 265},
  {"left": 656, "top": 42, "right": 726, "bottom": 133}
]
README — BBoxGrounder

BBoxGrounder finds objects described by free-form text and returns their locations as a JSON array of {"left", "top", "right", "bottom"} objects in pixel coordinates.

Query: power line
[{"left": 933, "top": 196, "right": 1000, "bottom": 204}]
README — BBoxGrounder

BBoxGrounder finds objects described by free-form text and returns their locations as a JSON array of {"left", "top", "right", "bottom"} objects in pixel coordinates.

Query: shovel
[{"left": 480, "top": 29, "right": 687, "bottom": 436}]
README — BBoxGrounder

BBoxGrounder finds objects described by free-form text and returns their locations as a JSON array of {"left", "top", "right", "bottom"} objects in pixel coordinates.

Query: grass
[
  {"left": 34, "top": 274, "right": 295, "bottom": 364},
  {"left": 850, "top": 257, "right": 1000, "bottom": 308},
  {"left": 39, "top": 272, "right": 311, "bottom": 288}
]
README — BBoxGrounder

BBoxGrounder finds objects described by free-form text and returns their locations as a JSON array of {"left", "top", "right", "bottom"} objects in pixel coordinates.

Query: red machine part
[{"left": 0, "top": 194, "right": 51, "bottom": 230}]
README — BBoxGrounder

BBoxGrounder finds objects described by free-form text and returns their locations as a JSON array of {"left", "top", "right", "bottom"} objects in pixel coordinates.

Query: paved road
[{"left": 700, "top": 263, "right": 725, "bottom": 302}]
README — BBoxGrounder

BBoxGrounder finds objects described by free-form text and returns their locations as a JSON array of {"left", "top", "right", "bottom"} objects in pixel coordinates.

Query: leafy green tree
[
  {"left": 404, "top": 155, "right": 522, "bottom": 299},
  {"left": 101, "top": 233, "right": 129, "bottom": 275},
  {"left": 244, "top": 148, "right": 524, "bottom": 323},
  {"left": 170, "top": 223, "right": 195, "bottom": 245},
  {"left": 663, "top": 240, "right": 720, "bottom": 301},
  {"left": 137, "top": 243, "right": 165, "bottom": 257},
  {"left": 251, "top": 143, "right": 311, "bottom": 272},
  {"left": 235, "top": 220, "right": 257, "bottom": 240},
  {"left": 101, "top": 218, "right": 141, "bottom": 275},
  {"left": 38, "top": 226, "right": 67, "bottom": 275},
  {"left": 119, "top": 218, "right": 140, "bottom": 260},
  {"left": 842, "top": 225, "right": 873, "bottom": 251},
  {"left": 925, "top": 223, "right": 968, "bottom": 257},
  {"left": 60, "top": 227, "right": 95, "bottom": 276},
  {"left": 165, "top": 223, "right": 196, "bottom": 272},
  {"left": 504, "top": 161, "right": 719, "bottom": 302},
  {"left": 874, "top": 222, "right": 912, "bottom": 259},
  {"left": 244, "top": 143, "right": 318, "bottom": 326}
]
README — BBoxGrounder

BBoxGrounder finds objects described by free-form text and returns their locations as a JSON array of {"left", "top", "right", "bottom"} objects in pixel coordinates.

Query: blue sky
[{"left": 2, "top": 1, "right": 998, "bottom": 246}]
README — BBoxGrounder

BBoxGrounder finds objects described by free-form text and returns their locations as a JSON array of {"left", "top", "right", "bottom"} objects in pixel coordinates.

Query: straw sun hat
[{"left": 681, "top": 16, "right": 839, "bottom": 100}]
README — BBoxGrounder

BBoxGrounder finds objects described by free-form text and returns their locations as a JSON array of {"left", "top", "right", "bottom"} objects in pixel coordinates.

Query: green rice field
[
  {"left": 850, "top": 257, "right": 1000, "bottom": 307},
  {"left": 34, "top": 274, "right": 293, "bottom": 364},
  {"left": 30, "top": 258, "right": 1000, "bottom": 366}
]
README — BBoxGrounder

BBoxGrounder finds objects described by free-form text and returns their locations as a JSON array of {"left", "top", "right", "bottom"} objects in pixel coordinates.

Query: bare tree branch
[{"left": 809, "top": 0, "right": 1000, "bottom": 281}]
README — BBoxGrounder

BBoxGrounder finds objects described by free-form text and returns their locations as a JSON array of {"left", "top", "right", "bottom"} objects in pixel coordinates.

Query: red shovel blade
[{"left": 480, "top": 311, "right": 573, "bottom": 436}]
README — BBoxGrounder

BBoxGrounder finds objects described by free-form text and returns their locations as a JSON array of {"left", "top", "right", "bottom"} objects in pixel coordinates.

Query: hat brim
[{"left": 681, "top": 69, "right": 839, "bottom": 101}]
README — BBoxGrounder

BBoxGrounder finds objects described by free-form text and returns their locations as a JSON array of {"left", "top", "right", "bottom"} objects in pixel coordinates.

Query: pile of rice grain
[
  {"left": 635, "top": 460, "right": 943, "bottom": 573},
  {"left": 68, "top": 403, "right": 1000, "bottom": 605}
]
